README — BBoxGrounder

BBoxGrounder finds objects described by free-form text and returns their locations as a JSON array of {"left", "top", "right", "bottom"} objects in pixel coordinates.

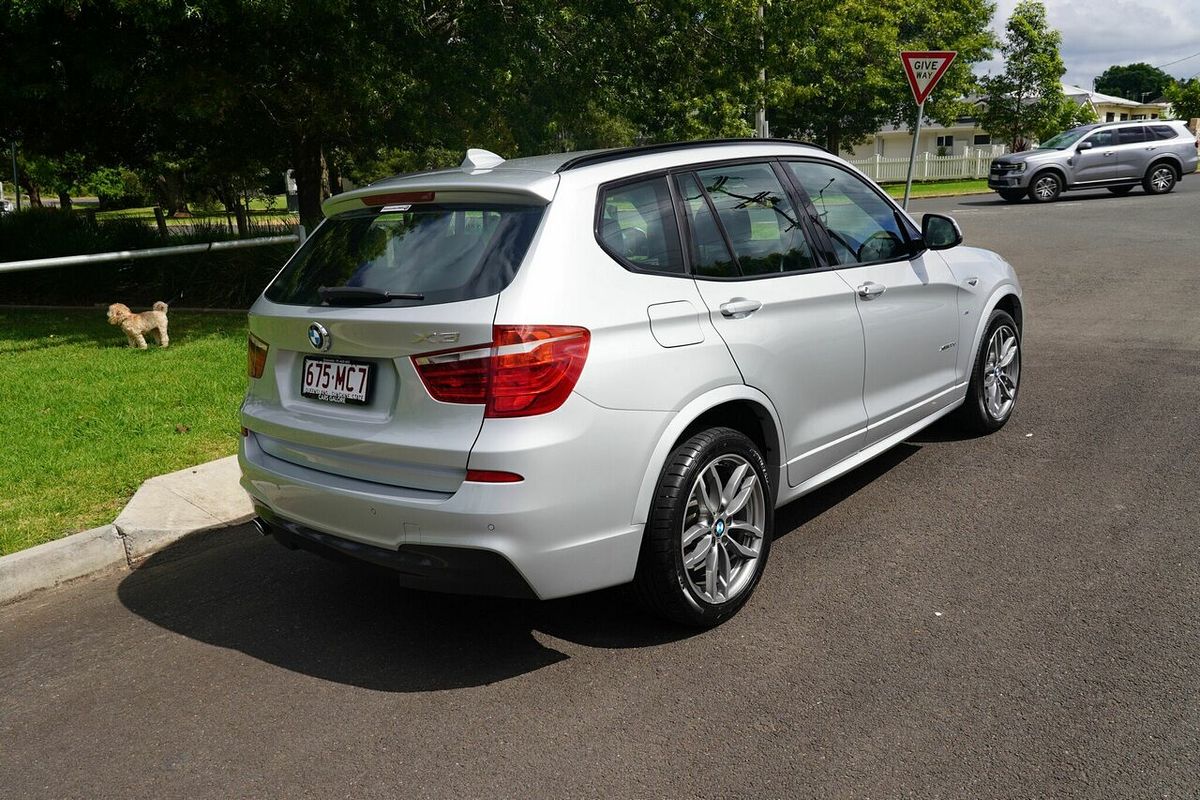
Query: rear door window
[
  {"left": 676, "top": 173, "right": 739, "bottom": 278},
  {"left": 265, "top": 203, "right": 545, "bottom": 307},
  {"left": 689, "top": 162, "right": 815, "bottom": 276},
  {"left": 597, "top": 177, "right": 685, "bottom": 274},
  {"left": 1117, "top": 127, "right": 1147, "bottom": 145}
]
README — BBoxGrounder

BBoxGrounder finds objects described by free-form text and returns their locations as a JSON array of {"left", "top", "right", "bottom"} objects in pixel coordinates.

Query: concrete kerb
[{"left": 0, "top": 455, "right": 254, "bottom": 606}]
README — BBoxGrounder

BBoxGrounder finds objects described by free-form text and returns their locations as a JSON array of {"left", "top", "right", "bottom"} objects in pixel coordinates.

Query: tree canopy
[
  {"left": 1094, "top": 63, "right": 1174, "bottom": 103},
  {"left": 1, "top": 0, "right": 998, "bottom": 228},
  {"left": 978, "top": 0, "right": 1066, "bottom": 151}
]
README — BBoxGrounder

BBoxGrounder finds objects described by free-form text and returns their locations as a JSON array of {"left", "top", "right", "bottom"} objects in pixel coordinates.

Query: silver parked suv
[
  {"left": 241, "top": 139, "right": 1023, "bottom": 626},
  {"left": 989, "top": 119, "right": 1199, "bottom": 202}
]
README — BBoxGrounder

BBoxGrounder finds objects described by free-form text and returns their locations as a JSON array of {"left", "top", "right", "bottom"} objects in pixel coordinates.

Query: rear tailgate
[{"left": 243, "top": 193, "right": 549, "bottom": 493}]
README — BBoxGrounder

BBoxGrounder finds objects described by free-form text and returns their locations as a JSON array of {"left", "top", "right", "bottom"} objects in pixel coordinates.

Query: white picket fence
[{"left": 845, "top": 146, "right": 1009, "bottom": 183}]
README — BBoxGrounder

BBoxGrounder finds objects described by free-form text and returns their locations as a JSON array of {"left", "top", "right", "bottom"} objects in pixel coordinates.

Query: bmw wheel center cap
[
  {"left": 715, "top": 519, "right": 726, "bottom": 537},
  {"left": 308, "top": 322, "right": 331, "bottom": 352}
]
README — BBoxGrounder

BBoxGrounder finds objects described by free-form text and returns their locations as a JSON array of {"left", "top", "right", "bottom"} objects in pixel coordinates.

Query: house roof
[{"left": 1062, "top": 83, "right": 1168, "bottom": 108}]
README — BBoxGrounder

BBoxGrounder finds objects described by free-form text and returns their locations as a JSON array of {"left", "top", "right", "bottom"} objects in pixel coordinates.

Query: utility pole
[
  {"left": 11, "top": 142, "right": 19, "bottom": 212},
  {"left": 755, "top": 3, "right": 768, "bottom": 138}
]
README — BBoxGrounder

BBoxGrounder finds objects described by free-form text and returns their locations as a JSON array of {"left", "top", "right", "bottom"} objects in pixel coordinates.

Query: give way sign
[{"left": 900, "top": 51, "right": 957, "bottom": 104}]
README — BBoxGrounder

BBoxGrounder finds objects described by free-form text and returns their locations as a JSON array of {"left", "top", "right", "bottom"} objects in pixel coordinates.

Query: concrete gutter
[{"left": 0, "top": 456, "right": 253, "bottom": 605}]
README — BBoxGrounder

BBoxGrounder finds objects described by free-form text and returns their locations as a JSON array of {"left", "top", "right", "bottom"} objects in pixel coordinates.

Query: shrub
[{"left": 0, "top": 208, "right": 294, "bottom": 309}]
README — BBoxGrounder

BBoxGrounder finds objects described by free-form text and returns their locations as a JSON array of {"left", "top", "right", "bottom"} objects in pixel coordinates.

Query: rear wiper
[{"left": 318, "top": 286, "right": 425, "bottom": 305}]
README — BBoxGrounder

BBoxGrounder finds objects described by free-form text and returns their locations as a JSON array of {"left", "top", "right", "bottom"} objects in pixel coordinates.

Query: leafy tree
[
  {"left": 1165, "top": 79, "right": 1200, "bottom": 121},
  {"left": 1094, "top": 63, "right": 1173, "bottom": 102},
  {"left": 979, "top": 1, "right": 1067, "bottom": 151},
  {"left": 767, "top": 0, "right": 996, "bottom": 154},
  {"left": 1048, "top": 96, "right": 1098, "bottom": 136}
]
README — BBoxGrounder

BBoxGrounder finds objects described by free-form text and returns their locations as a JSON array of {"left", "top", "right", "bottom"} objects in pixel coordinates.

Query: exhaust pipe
[{"left": 252, "top": 516, "right": 272, "bottom": 537}]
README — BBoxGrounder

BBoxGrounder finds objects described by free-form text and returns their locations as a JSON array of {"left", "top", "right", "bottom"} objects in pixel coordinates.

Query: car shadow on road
[
  {"left": 117, "top": 442, "right": 923, "bottom": 693},
  {"left": 116, "top": 524, "right": 702, "bottom": 693},
  {"left": 773, "top": 443, "right": 920, "bottom": 539},
  {"left": 956, "top": 189, "right": 1144, "bottom": 208}
]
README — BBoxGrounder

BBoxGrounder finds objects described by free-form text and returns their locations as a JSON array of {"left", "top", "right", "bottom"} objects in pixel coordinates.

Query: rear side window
[
  {"left": 1149, "top": 125, "right": 1178, "bottom": 141},
  {"left": 692, "top": 163, "right": 815, "bottom": 276},
  {"left": 1117, "top": 127, "right": 1146, "bottom": 144},
  {"left": 265, "top": 204, "right": 544, "bottom": 307},
  {"left": 597, "top": 177, "right": 685, "bottom": 274},
  {"left": 786, "top": 161, "right": 908, "bottom": 266}
]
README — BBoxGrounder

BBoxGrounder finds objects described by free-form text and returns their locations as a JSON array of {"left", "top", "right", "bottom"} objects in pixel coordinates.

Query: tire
[
  {"left": 997, "top": 189, "right": 1025, "bottom": 202},
  {"left": 1143, "top": 162, "right": 1177, "bottom": 195},
  {"left": 634, "top": 427, "right": 773, "bottom": 627},
  {"left": 1107, "top": 185, "right": 1134, "bottom": 195},
  {"left": 957, "top": 309, "right": 1021, "bottom": 435},
  {"left": 1028, "top": 172, "right": 1062, "bottom": 203}
]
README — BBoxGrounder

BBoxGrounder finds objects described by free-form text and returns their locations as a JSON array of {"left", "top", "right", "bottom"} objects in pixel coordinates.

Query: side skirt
[{"left": 774, "top": 396, "right": 965, "bottom": 509}]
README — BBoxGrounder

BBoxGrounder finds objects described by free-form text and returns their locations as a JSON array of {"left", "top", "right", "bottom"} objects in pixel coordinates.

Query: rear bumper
[
  {"left": 255, "top": 509, "right": 537, "bottom": 598},
  {"left": 239, "top": 393, "right": 670, "bottom": 600}
]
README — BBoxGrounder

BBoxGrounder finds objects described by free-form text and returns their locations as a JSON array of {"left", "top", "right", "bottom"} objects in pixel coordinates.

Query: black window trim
[
  {"left": 593, "top": 172, "right": 690, "bottom": 278},
  {"left": 778, "top": 157, "right": 924, "bottom": 271},
  {"left": 594, "top": 155, "right": 834, "bottom": 282}
]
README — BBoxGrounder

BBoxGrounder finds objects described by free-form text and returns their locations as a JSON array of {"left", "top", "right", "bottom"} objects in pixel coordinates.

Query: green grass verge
[
  {"left": 95, "top": 194, "right": 296, "bottom": 226},
  {"left": 881, "top": 179, "right": 991, "bottom": 199},
  {"left": 0, "top": 309, "right": 247, "bottom": 555}
]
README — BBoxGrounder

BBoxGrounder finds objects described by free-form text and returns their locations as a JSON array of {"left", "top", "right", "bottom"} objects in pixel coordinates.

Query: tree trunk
[
  {"left": 57, "top": 191, "right": 73, "bottom": 211},
  {"left": 154, "top": 171, "right": 191, "bottom": 216},
  {"left": 326, "top": 154, "right": 342, "bottom": 197},
  {"left": 234, "top": 199, "right": 248, "bottom": 236},
  {"left": 18, "top": 170, "right": 42, "bottom": 207},
  {"left": 825, "top": 124, "right": 842, "bottom": 156},
  {"left": 294, "top": 136, "right": 325, "bottom": 232}
]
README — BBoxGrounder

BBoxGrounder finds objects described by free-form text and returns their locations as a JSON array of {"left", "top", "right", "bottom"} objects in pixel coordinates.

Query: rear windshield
[{"left": 265, "top": 203, "right": 545, "bottom": 307}]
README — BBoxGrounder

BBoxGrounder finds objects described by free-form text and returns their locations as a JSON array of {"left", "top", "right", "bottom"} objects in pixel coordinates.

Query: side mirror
[
  {"left": 1077, "top": 140, "right": 1094, "bottom": 151},
  {"left": 921, "top": 213, "right": 963, "bottom": 250}
]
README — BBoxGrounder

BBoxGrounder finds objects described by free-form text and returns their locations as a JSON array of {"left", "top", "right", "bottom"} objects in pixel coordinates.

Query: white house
[{"left": 842, "top": 83, "right": 1172, "bottom": 160}]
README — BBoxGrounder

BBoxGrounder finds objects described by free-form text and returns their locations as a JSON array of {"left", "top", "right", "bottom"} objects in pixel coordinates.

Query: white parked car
[{"left": 240, "top": 140, "right": 1023, "bottom": 626}]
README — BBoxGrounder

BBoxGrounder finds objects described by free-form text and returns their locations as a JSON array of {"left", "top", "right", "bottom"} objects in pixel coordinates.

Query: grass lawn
[
  {"left": 881, "top": 178, "right": 991, "bottom": 199},
  {"left": 95, "top": 194, "right": 296, "bottom": 227},
  {"left": 0, "top": 308, "right": 247, "bottom": 555}
]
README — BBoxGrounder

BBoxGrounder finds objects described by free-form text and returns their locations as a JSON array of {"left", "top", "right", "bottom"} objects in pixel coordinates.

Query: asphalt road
[{"left": 3, "top": 180, "right": 1199, "bottom": 799}]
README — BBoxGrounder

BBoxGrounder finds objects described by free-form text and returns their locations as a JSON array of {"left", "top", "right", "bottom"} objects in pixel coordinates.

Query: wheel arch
[
  {"left": 1031, "top": 165, "right": 1068, "bottom": 190},
  {"left": 966, "top": 288, "right": 1024, "bottom": 377},
  {"left": 1147, "top": 156, "right": 1182, "bottom": 180},
  {"left": 632, "top": 386, "right": 785, "bottom": 526}
]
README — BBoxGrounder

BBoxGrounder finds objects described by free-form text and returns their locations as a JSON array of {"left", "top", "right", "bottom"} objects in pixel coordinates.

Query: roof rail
[{"left": 555, "top": 138, "right": 830, "bottom": 173}]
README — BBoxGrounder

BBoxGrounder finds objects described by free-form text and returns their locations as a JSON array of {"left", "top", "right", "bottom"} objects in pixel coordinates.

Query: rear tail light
[
  {"left": 413, "top": 325, "right": 590, "bottom": 418},
  {"left": 248, "top": 333, "right": 269, "bottom": 378}
]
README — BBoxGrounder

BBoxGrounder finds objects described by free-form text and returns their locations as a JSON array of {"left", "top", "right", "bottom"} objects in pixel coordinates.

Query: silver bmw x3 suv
[
  {"left": 989, "top": 119, "right": 1198, "bottom": 202},
  {"left": 241, "top": 139, "right": 1023, "bottom": 626}
]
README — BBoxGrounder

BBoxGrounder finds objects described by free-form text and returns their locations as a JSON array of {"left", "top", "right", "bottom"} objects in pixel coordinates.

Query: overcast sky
[{"left": 977, "top": 0, "right": 1200, "bottom": 94}]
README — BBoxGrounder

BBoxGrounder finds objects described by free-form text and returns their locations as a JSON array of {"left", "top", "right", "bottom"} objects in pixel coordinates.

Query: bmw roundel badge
[{"left": 308, "top": 322, "right": 331, "bottom": 352}]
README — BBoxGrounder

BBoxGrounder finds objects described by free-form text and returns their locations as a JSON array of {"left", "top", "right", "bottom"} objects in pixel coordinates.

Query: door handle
[
  {"left": 856, "top": 282, "right": 886, "bottom": 300},
  {"left": 719, "top": 298, "right": 762, "bottom": 318},
  {"left": 1103, "top": 151, "right": 1115, "bottom": 157}
]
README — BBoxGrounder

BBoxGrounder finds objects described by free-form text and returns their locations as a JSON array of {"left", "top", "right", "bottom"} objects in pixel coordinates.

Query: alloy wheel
[
  {"left": 1150, "top": 166, "right": 1175, "bottom": 193},
  {"left": 681, "top": 454, "right": 766, "bottom": 604},
  {"left": 982, "top": 324, "right": 1020, "bottom": 421}
]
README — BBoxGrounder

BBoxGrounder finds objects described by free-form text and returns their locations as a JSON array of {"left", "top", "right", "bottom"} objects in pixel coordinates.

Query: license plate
[{"left": 301, "top": 357, "right": 374, "bottom": 405}]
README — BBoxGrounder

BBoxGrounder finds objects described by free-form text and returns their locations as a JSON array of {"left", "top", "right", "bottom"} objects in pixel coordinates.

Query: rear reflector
[
  {"left": 247, "top": 334, "right": 268, "bottom": 379},
  {"left": 413, "top": 325, "right": 590, "bottom": 418},
  {"left": 360, "top": 191, "right": 435, "bottom": 207},
  {"left": 464, "top": 469, "right": 524, "bottom": 483}
]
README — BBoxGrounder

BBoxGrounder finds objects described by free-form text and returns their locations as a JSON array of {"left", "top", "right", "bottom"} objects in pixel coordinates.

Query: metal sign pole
[{"left": 902, "top": 101, "right": 924, "bottom": 211}]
